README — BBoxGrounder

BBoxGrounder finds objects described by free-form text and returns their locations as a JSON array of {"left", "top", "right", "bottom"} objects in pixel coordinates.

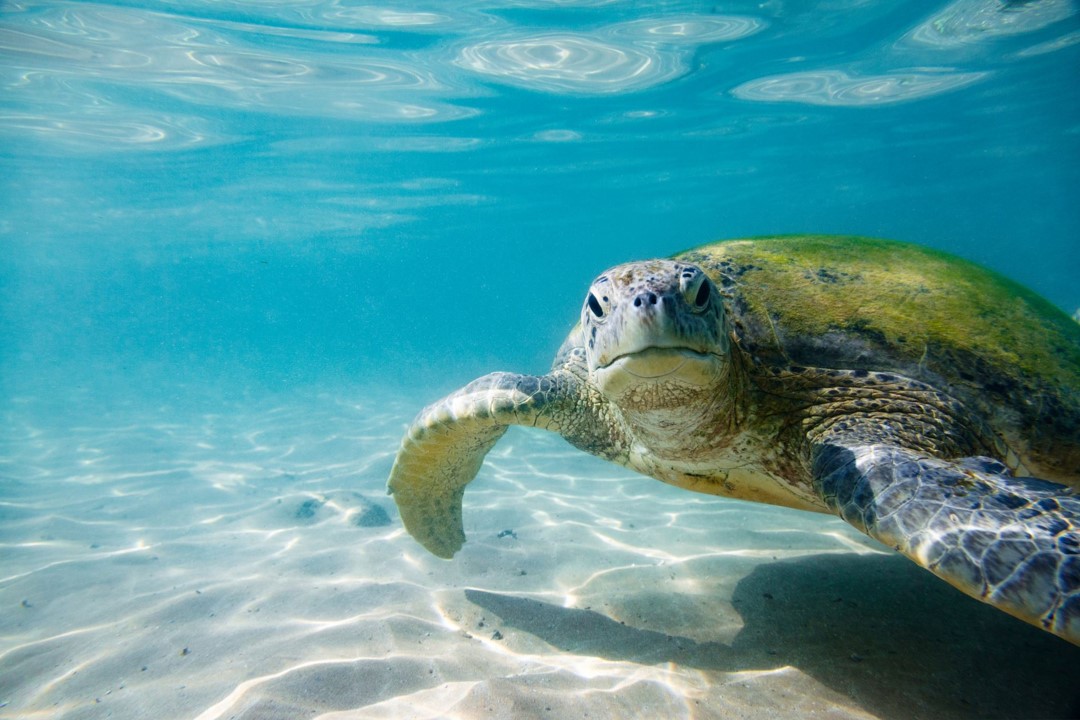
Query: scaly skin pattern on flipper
[
  {"left": 387, "top": 366, "right": 626, "bottom": 558},
  {"left": 781, "top": 362, "right": 1080, "bottom": 643},
  {"left": 813, "top": 439, "right": 1080, "bottom": 643}
]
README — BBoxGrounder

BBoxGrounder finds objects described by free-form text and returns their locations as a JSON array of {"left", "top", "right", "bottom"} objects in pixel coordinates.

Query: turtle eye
[
  {"left": 694, "top": 280, "right": 711, "bottom": 308},
  {"left": 679, "top": 268, "right": 712, "bottom": 312},
  {"left": 587, "top": 293, "right": 604, "bottom": 318}
]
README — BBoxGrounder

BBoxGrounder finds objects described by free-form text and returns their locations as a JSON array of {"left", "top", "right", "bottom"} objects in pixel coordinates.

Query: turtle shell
[{"left": 675, "top": 235, "right": 1080, "bottom": 485}]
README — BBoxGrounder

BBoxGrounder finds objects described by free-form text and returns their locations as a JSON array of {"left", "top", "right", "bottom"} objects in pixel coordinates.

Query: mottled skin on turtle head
[
  {"left": 388, "top": 235, "right": 1080, "bottom": 645},
  {"left": 582, "top": 260, "right": 728, "bottom": 373},
  {"left": 577, "top": 261, "right": 748, "bottom": 472}
]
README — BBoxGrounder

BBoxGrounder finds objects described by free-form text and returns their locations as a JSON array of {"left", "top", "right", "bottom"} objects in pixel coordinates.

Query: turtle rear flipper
[
  {"left": 388, "top": 371, "right": 573, "bottom": 558},
  {"left": 812, "top": 440, "right": 1080, "bottom": 645}
]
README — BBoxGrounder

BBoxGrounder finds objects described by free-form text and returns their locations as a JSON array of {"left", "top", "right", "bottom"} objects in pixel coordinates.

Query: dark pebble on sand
[
  {"left": 491, "top": 630, "right": 503, "bottom": 640},
  {"left": 497, "top": 529, "right": 518, "bottom": 539},
  {"left": 295, "top": 499, "right": 322, "bottom": 520},
  {"left": 354, "top": 503, "right": 391, "bottom": 527}
]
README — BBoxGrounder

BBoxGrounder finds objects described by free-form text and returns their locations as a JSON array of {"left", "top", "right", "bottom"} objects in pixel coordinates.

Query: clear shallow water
[
  {"left": 2, "top": 1, "right": 1080, "bottom": 718},
  {"left": 4, "top": 0, "right": 1080, "bottom": 395}
]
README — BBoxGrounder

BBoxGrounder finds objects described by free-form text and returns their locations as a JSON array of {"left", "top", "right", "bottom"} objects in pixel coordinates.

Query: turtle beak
[{"left": 595, "top": 347, "right": 726, "bottom": 399}]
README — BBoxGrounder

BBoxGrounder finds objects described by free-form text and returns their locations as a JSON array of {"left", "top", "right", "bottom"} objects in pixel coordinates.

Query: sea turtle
[{"left": 387, "top": 235, "right": 1080, "bottom": 645}]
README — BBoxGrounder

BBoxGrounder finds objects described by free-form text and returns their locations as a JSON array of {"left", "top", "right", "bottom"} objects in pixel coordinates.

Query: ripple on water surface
[
  {"left": 453, "top": 13, "right": 768, "bottom": 96},
  {"left": 732, "top": 69, "right": 988, "bottom": 107},
  {"left": 0, "top": 1, "right": 476, "bottom": 151},
  {"left": 606, "top": 14, "right": 766, "bottom": 45},
  {"left": 903, "top": 0, "right": 1076, "bottom": 48},
  {"left": 455, "top": 32, "right": 687, "bottom": 95}
]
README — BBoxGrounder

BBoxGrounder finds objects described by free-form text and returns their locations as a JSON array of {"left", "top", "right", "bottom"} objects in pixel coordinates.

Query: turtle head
[{"left": 581, "top": 260, "right": 731, "bottom": 405}]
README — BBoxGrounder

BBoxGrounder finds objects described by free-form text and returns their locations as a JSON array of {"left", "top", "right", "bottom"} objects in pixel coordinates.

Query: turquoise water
[
  {"left": 3, "top": 2, "right": 1080, "bottom": 719},
  {"left": 4, "top": 0, "right": 1079, "bottom": 397}
]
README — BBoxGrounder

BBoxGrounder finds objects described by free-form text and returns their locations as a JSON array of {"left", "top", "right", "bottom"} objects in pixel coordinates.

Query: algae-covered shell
[{"left": 676, "top": 235, "right": 1080, "bottom": 483}]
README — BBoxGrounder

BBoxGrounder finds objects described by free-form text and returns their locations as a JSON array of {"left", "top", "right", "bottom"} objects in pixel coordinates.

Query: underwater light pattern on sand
[{"left": 1, "top": 389, "right": 1077, "bottom": 719}]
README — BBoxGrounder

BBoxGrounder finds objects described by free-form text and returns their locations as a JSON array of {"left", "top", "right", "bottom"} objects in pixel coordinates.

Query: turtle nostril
[{"left": 634, "top": 293, "right": 659, "bottom": 308}]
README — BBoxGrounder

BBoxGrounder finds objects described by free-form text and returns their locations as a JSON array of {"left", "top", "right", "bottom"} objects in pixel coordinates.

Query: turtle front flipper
[
  {"left": 811, "top": 440, "right": 1080, "bottom": 644},
  {"left": 388, "top": 371, "right": 577, "bottom": 558}
]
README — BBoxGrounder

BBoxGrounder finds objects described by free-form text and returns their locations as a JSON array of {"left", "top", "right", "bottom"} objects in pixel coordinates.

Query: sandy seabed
[{"left": 1, "top": 386, "right": 1077, "bottom": 720}]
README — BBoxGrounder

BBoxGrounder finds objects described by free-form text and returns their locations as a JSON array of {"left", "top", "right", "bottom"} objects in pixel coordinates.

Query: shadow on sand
[{"left": 467, "top": 552, "right": 1080, "bottom": 719}]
